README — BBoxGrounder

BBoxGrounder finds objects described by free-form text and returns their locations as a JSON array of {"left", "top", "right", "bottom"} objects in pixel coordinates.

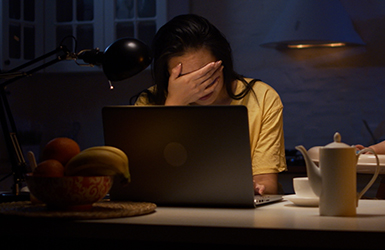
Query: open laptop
[{"left": 102, "top": 105, "right": 282, "bottom": 208}]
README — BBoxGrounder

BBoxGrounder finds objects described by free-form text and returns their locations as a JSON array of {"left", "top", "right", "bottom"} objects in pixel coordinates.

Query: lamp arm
[
  {"left": 0, "top": 45, "right": 71, "bottom": 198},
  {"left": 1, "top": 46, "right": 71, "bottom": 88},
  {"left": 0, "top": 87, "right": 26, "bottom": 196},
  {"left": 7, "top": 46, "right": 69, "bottom": 73}
]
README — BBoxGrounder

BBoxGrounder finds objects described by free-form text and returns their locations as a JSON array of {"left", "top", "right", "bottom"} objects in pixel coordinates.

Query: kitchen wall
[
  {"left": 189, "top": 0, "right": 385, "bottom": 149},
  {"left": 1, "top": 0, "right": 385, "bottom": 192}
]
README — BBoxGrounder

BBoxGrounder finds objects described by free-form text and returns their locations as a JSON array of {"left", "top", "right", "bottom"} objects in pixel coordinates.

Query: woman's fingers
[
  {"left": 200, "top": 66, "right": 224, "bottom": 90},
  {"left": 254, "top": 184, "right": 266, "bottom": 195},
  {"left": 194, "top": 60, "right": 222, "bottom": 82},
  {"left": 170, "top": 63, "right": 182, "bottom": 80}
]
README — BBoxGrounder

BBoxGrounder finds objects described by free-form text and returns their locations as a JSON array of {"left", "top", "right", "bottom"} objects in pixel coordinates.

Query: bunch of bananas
[{"left": 65, "top": 146, "right": 130, "bottom": 183}]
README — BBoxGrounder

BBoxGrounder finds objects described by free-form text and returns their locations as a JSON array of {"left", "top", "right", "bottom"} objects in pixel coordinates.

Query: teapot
[{"left": 295, "top": 132, "right": 380, "bottom": 216}]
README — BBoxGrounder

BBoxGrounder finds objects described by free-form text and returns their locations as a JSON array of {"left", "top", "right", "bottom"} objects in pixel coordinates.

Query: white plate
[
  {"left": 356, "top": 154, "right": 385, "bottom": 174},
  {"left": 308, "top": 146, "right": 385, "bottom": 174},
  {"left": 283, "top": 194, "right": 319, "bottom": 207}
]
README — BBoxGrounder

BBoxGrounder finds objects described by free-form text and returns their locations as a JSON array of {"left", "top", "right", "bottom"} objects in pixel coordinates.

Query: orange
[
  {"left": 41, "top": 137, "right": 80, "bottom": 166},
  {"left": 33, "top": 159, "right": 64, "bottom": 177}
]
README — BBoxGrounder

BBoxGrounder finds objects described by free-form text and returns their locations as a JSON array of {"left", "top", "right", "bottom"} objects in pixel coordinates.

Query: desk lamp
[{"left": 0, "top": 37, "right": 152, "bottom": 201}]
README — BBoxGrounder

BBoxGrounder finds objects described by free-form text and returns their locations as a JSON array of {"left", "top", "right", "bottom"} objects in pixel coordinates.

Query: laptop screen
[{"left": 102, "top": 105, "right": 256, "bottom": 207}]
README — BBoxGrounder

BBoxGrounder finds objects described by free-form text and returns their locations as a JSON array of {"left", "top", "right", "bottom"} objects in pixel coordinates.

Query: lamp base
[{"left": 0, "top": 192, "right": 30, "bottom": 203}]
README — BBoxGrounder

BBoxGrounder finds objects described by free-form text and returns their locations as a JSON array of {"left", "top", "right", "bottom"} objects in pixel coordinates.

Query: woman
[{"left": 135, "top": 14, "right": 286, "bottom": 194}]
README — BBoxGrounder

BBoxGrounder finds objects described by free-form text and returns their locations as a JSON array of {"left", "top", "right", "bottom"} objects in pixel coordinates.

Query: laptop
[{"left": 102, "top": 105, "right": 282, "bottom": 208}]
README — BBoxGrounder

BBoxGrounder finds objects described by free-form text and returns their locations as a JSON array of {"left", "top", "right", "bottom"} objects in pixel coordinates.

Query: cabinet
[{"left": 1, "top": 0, "right": 166, "bottom": 73}]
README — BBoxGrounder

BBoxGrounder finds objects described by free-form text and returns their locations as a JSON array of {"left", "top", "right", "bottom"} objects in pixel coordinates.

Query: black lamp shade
[{"left": 102, "top": 38, "right": 152, "bottom": 81}]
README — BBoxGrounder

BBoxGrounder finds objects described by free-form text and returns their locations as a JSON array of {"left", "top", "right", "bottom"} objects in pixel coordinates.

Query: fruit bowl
[{"left": 25, "top": 174, "right": 113, "bottom": 210}]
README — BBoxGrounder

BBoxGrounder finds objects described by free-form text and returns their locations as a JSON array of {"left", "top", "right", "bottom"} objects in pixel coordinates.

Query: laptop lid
[{"left": 102, "top": 105, "right": 257, "bottom": 207}]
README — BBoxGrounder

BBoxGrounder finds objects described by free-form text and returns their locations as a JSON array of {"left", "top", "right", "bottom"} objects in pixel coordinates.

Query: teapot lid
[{"left": 324, "top": 132, "right": 351, "bottom": 148}]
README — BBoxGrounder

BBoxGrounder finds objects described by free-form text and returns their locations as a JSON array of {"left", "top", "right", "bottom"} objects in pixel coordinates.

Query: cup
[{"left": 293, "top": 177, "right": 317, "bottom": 198}]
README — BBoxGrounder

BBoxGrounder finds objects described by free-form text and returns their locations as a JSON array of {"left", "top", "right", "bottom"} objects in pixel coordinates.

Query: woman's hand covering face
[
  {"left": 165, "top": 48, "right": 226, "bottom": 106},
  {"left": 166, "top": 60, "right": 223, "bottom": 105}
]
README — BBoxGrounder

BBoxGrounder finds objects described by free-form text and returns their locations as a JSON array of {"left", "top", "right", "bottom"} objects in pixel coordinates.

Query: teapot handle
[{"left": 356, "top": 148, "right": 381, "bottom": 201}]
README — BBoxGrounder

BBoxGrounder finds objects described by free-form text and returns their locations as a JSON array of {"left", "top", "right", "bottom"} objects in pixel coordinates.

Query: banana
[
  {"left": 64, "top": 146, "right": 130, "bottom": 183},
  {"left": 83, "top": 146, "right": 128, "bottom": 163}
]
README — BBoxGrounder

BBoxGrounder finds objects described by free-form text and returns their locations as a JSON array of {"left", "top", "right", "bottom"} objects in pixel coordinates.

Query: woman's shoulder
[
  {"left": 134, "top": 85, "right": 156, "bottom": 105},
  {"left": 239, "top": 78, "right": 280, "bottom": 96},
  {"left": 233, "top": 77, "right": 283, "bottom": 109}
]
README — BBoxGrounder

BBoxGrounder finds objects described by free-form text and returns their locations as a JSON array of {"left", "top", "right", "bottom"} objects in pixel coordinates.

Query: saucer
[{"left": 283, "top": 194, "right": 319, "bottom": 207}]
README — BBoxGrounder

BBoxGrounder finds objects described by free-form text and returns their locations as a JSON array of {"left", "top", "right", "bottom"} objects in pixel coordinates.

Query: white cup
[{"left": 293, "top": 177, "right": 317, "bottom": 198}]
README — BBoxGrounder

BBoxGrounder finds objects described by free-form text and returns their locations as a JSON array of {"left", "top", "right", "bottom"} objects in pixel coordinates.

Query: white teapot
[{"left": 296, "top": 132, "right": 380, "bottom": 216}]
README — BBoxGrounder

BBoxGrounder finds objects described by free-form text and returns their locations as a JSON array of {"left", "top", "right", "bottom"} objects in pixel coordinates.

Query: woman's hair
[{"left": 144, "top": 14, "right": 256, "bottom": 104}]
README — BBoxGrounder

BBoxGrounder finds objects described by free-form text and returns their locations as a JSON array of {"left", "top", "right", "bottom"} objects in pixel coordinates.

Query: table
[{"left": 1, "top": 199, "right": 385, "bottom": 249}]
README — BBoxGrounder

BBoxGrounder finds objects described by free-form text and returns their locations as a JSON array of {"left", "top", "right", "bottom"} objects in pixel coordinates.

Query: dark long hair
[{"left": 144, "top": 14, "right": 256, "bottom": 104}]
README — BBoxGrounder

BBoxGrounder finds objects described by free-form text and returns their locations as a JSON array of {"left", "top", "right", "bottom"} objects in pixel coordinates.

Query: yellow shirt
[
  {"left": 135, "top": 78, "right": 287, "bottom": 175},
  {"left": 230, "top": 79, "right": 286, "bottom": 175}
]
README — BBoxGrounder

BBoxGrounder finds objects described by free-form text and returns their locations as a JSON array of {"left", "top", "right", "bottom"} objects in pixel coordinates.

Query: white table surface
[
  {"left": 87, "top": 199, "right": 385, "bottom": 232},
  {"left": 2, "top": 199, "right": 385, "bottom": 249}
]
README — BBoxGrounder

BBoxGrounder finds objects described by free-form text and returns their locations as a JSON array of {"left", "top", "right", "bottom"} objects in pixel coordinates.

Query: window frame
[
  {"left": 1, "top": 0, "right": 45, "bottom": 72},
  {"left": 1, "top": 0, "right": 167, "bottom": 73}
]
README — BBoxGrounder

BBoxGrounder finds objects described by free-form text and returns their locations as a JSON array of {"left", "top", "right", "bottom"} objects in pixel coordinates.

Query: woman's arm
[
  {"left": 370, "top": 141, "right": 385, "bottom": 154},
  {"left": 356, "top": 140, "right": 385, "bottom": 154}
]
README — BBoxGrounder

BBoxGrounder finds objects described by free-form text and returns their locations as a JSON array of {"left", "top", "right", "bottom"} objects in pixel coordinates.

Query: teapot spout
[{"left": 295, "top": 145, "right": 322, "bottom": 196}]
